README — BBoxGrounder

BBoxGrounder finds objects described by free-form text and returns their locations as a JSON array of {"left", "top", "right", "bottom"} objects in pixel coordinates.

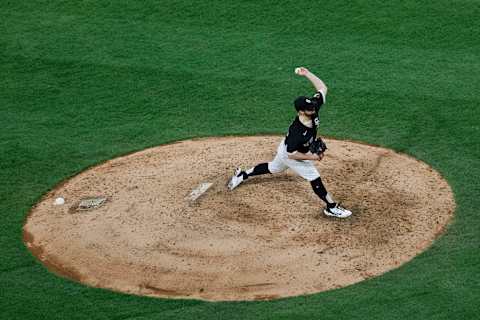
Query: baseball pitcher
[{"left": 228, "top": 67, "right": 352, "bottom": 218}]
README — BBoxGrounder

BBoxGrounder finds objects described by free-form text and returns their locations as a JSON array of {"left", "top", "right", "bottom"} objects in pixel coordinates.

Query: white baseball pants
[{"left": 267, "top": 139, "right": 321, "bottom": 182}]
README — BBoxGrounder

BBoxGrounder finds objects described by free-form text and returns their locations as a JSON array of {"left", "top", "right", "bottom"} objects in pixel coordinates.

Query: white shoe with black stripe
[
  {"left": 323, "top": 204, "right": 352, "bottom": 218},
  {"left": 227, "top": 168, "right": 245, "bottom": 190}
]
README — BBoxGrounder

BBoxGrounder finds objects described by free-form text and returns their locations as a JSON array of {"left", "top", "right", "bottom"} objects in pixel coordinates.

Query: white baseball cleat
[
  {"left": 228, "top": 168, "right": 245, "bottom": 190},
  {"left": 323, "top": 204, "right": 352, "bottom": 218}
]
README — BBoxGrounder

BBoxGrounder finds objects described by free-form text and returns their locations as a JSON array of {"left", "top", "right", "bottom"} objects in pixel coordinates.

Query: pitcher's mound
[{"left": 23, "top": 136, "right": 455, "bottom": 301}]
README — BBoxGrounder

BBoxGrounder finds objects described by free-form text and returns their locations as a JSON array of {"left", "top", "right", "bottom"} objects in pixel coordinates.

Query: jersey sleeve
[{"left": 312, "top": 90, "right": 326, "bottom": 111}]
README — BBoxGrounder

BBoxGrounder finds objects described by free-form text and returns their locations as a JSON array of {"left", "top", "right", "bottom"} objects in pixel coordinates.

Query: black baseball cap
[{"left": 294, "top": 96, "right": 316, "bottom": 112}]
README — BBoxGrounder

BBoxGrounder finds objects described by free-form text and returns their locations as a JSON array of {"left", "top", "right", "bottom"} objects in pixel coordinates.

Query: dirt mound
[{"left": 23, "top": 136, "right": 455, "bottom": 301}]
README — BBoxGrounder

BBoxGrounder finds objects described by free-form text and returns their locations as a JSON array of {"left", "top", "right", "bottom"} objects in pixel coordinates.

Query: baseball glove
[{"left": 309, "top": 137, "right": 327, "bottom": 154}]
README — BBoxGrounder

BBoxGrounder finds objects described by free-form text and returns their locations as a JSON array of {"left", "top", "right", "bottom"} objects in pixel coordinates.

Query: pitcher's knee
[
  {"left": 297, "top": 169, "right": 320, "bottom": 182},
  {"left": 268, "top": 162, "right": 285, "bottom": 174},
  {"left": 305, "top": 173, "right": 321, "bottom": 182}
]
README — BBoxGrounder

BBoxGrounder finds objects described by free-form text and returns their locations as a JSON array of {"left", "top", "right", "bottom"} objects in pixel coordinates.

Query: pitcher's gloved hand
[{"left": 309, "top": 137, "right": 327, "bottom": 155}]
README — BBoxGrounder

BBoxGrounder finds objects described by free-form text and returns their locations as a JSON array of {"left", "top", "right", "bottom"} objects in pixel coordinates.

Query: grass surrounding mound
[{"left": 1, "top": 1, "right": 479, "bottom": 319}]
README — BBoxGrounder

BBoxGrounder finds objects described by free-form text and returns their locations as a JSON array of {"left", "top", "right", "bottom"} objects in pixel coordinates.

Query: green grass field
[{"left": 1, "top": 1, "right": 479, "bottom": 319}]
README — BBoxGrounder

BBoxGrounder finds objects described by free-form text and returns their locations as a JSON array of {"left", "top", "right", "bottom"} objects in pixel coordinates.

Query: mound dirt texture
[{"left": 24, "top": 136, "right": 455, "bottom": 301}]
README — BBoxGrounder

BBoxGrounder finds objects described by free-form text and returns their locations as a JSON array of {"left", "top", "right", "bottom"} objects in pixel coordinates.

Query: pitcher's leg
[
  {"left": 227, "top": 160, "right": 287, "bottom": 190},
  {"left": 244, "top": 144, "right": 290, "bottom": 178},
  {"left": 310, "top": 175, "right": 352, "bottom": 218},
  {"left": 234, "top": 163, "right": 272, "bottom": 182},
  {"left": 310, "top": 177, "right": 336, "bottom": 209},
  {"left": 284, "top": 158, "right": 334, "bottom": 206},
  {"left": 284, "top": 158, "right": 352, "bottom": 218},
  {"left": 245, "top": 163, "right": 270, "bottom": 177},
  {"left": 244, "top": 158, "right": 289, "bottom": 178},
  {"left": 228, "top": 141, "right": 288, "bottom": 190}
]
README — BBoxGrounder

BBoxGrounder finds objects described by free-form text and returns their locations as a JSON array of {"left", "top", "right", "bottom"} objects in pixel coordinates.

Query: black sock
[
  {"left": 310, "top": 177, "right": 336, "bottom": 208},
  {"left": 243, "top": 163, "right": 270, "bottom": 179}
]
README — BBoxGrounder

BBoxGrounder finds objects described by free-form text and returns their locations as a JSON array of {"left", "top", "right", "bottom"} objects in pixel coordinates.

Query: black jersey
[{"left": 285, "top": 91, "right": 325, "bottom": 153}]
